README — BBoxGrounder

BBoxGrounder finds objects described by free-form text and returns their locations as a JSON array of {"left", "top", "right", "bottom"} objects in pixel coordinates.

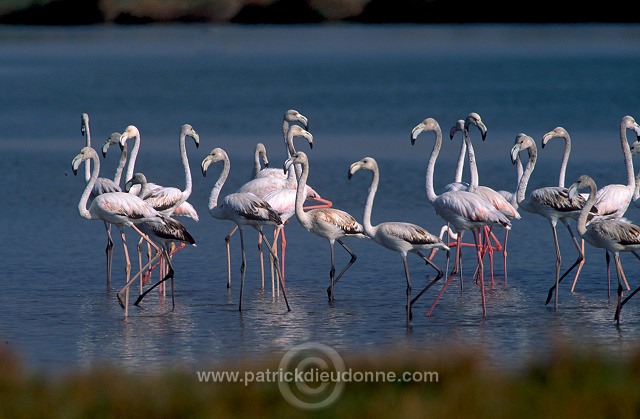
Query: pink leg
[
  {"left": 472, "top": 229, "right": 486, "bottom": 317},
  {"left": 225, "top": 225, "right": 238, "bottom": 288},
  {"left": 426, "top": 233, "right": 463, "bottom": 317}
]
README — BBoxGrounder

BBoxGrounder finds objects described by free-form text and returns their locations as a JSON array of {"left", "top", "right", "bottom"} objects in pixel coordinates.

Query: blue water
[{"left": 2, "top": 24, "right": 640, "bottom": 376}]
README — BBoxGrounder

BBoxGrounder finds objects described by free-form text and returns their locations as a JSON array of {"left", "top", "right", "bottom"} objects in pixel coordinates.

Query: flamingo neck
[
  {"left": 285, "top": 128, "right": 304, "bottom": 180},
  {"left": 558, "top": 134, "right": 571, "bottom": 188},
  {"left": 463, "top": 126, "right": 479, "bottom": 191},
  {"left": 125, "top": 132, "right": 140, "bottom": 183},
  {"left": 113, "top": 144, "right": 127, "bottom": 188},
  {"left": 79, "top": 152, "right": 99, "bottom": 221},
  {"left": 293, "top": 160, "right": 313, "bottom": 230},
  {"left": 515, "top": 144, "right": 537, "bottom": 208},
  {"left": 424, "top": 129, "right": 441, "bottom": 204},
  {"left": 577, "top": 178, "right": 598, "bottom": 237},
  {"left": 362, "top": 165, "right": 379, "bottom": 236},
  {"left": 454, "top": 138, "right": 467, "bottom": 184},
  {"left": 208, "top": 154, "right": 229, "bottom": 213},
  {"left": 253, "top": 146, "right": 262, "bottom": 179},
  {"left": 511, "top": 154, "right": 523, "bottom": 208},
  {"left": 83, "top": 115, "right": 91, "bottom": 183},
  {"left": 179, "top": 131, "right": 193, "bottom": 206},
  {"left": 620, "top": 120, "right": 636, "bottom": 191}
]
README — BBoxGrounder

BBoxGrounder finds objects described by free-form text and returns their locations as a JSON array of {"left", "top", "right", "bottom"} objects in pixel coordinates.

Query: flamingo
[
  {"left": 72, "top": 146, "right": 170, "bottom": 317},
  {"left": 201, "top": 147, "right": 290, "bottom": 312},
  {"left": 253, "top": 109, "right": 309, "bottom": 180},
  {"left": 581, "top": 117, "right": 638, "bottom": 294},
  {"left": 566, "top": 175, "right": 640, "bottom": 324},
  {"left": 509, "top": 133, "right": 591, "bottom": 308},
  {"left": 449, "top": 114, "right": 520, "bottom": 281},
  {"left": 283, "top": 151, "right": 367, "bottom": 302},
  {"left": 81, "top": 113, "right": 126, "bottom": 289},
  {"left": 119, "top": 124, "right": 200, "bottom": 285},
  {"left": 227, "top": 125, "right": 331, "bottom": 290},
  {"left": 540, "top": 126, "right": 589, "bottom": 291},
  {"left": 348, "top": 156, "right": 449, "bottom": 326},
  {"left": 589, "top": 116, "right": 638, "bottom": 223},
  {"left": 93, "top": 132, "right": 127, "bottom": 289},
  {"left": 411, "top": 117, "right": 511, "bottom": 317},
  {"left": 542, "top": 117, "right": 639, "bottom": 300}
]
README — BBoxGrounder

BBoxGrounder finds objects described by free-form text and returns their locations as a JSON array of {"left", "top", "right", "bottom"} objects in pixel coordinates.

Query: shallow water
[{"left": 2, "top": 24, "right": 640, "bottom": 376}]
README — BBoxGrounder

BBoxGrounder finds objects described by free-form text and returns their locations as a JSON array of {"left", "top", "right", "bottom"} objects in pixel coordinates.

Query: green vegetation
[{"left": 2, "top": 343, "right": 640, "bottom": 418}]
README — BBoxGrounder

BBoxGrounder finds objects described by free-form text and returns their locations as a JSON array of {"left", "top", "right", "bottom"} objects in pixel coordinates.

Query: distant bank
[{"left": 1, "top": 0, "right": 640, "bottom": 25}]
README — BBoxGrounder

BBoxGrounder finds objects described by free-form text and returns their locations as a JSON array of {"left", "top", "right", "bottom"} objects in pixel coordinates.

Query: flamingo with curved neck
[
  {"left": 201, "top": 147, "right": 290, "bottom": 313},
  {"left": 567, "top": 175, "right": 640, "bottom": 324},
  {"left": 72, "top": 146, "right": 169, "bottom": 317},
  {"left": 510, "top": 133, "right": 592, "bottom": 308},
  {"left": 284, "top": 151, "right": 366, "bottom": 302},
  {"left": 411, "top": 117, "right": 511, "bottom": 318},
  {"left": 348, "top": 156, "right": 448, "bottom": 326}
]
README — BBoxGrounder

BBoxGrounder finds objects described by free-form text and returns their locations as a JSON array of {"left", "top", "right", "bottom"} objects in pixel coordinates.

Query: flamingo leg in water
[
  {"left": 409, "top": 250, "right": 445, "bottom": 307},
  {"left": 224, "top": 225, "right": 237, "bottom": 288},
  {"left": 133, "top": 245, "right": 176, "bottom": 308},
  {"left": 570, "top": 239, "right": 587, "bottom": 292},
  {"left": 472, "top": 228, "right": 487, "bottom": 317},
  {"left": 614, "top": 251, "right": 640, "bottom": 322},
  {"left": 116, "top": 225, "right": 162, "bottom": 317},
  {"left": 104, "top": 221, "right": 114, "bottom": 290},
  {"left": 546, "top": 222, "right": 584, "bottom": 307},
  {"left": 257, "top": 230, "right": 265, "bottom": 289},
  {"left": 401, "top": 254, "right": 412, "bottom": 325},
  {"left": 257, "top": 229, "right": 291, "bottom": 312},
  {"left": 327, "top": 238, "right": 358, "bottom": 293},
  {"left": 426, "top": 232, "right": 463, "bottom": 317}
]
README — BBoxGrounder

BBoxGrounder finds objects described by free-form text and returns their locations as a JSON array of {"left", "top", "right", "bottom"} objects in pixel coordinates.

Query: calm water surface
[{"left": 2, "top": 24, "right": 640, "bottom": 376}]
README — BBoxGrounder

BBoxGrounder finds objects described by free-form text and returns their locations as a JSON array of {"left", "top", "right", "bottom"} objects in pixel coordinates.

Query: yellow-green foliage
[{"left": 1, "top": 343, "right": 640, "bottom": 418}]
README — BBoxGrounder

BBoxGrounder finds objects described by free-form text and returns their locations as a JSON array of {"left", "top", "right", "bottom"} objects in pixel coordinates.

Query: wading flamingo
[
  {"left": 284, "top": 151, "right": 367, "bottom": 302},
  {"left": 201, "top": 147, "right": 290, "bottom": 312},
  {"left": 348, "top": 156, "right": 448, "bottom": 326},
  {"left": 411, "top": 117, "right": 511, "bottom": 318}
]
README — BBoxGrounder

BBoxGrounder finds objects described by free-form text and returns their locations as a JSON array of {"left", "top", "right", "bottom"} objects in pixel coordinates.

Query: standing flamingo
[
  {"left": 541, "top": 117, "right": 640, "bottom": 300},
  {"left": 566, "top": 175, "right": 640, "bottom": 324},
  {"left": 580, "top": 118, "right": 638, "bottom": 294},
  {"left": 201, "top": 147, "right": 290, "bottom": 312},
  {"left": 348, "top": 156, "right": 449, "bottom": 326},
  {"left": 509, "top": 133, "right": 591, "bottom": 308},
  {"left": 119, "top": 124, "right": 200, "bottom": 284},
  {"left": 411, "top": 117, "right": 511, "bottom": 318},
  {"left": 540, "top": 126, "right": 588, "bottom": 290},
  {"left": 72, "top": 146, "right": 169, "bottom": 317},
  {"left": 81, "top": 113, "right": 126, "bottom": 289},
  {"left": 283, "top": 151, "right": 367, "bottom": 302},
  {"left": 228, "top": 125, "right": 331, "bottom": 290},
  {"left": 450, "top": 114, "right": 520, "bottom": 281}
]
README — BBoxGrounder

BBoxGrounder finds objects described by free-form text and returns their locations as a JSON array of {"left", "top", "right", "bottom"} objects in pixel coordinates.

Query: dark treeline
[{"left": 2, "top": 0, "right": 640, "bottom": 25}]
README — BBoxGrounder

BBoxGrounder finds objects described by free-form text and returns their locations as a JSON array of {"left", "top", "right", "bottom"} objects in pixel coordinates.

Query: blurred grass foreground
[{"left": 2, "top": 342, "right": 640, "bottom": 418}]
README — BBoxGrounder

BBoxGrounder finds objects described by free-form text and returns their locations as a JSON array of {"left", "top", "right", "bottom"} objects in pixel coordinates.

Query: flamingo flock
[{"left": 71, "top": 111, "right": 640, "bottom": 326}]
